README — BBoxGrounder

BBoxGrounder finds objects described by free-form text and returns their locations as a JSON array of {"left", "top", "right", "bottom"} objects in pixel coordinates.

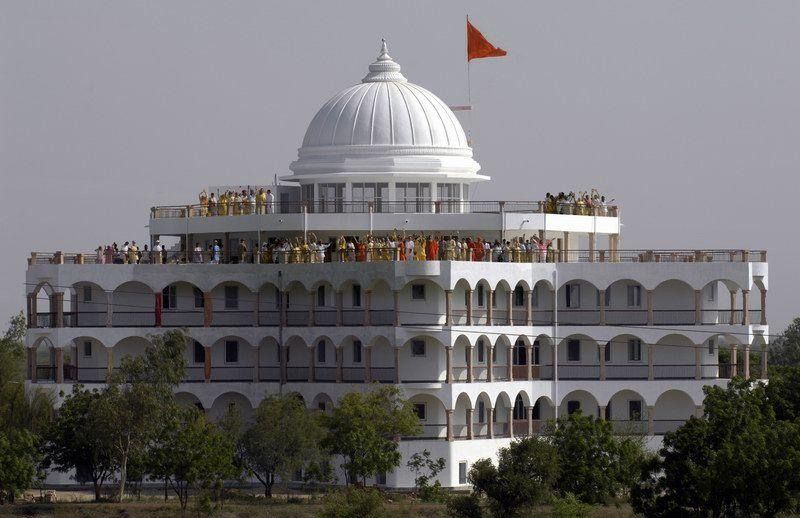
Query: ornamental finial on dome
[{"left": 362, "top": 38, "right": 407, "bottom": 83}]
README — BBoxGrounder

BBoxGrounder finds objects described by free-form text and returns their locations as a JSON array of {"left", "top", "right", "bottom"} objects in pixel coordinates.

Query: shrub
[
  {"left": 550, "top": 493, "right": 592, "bottom": 518},
  {"left": 319, "top": 487, "right": 384, "bottom": 518},
  {"left": 446, "top": 492, "right": 484, "bottom": 518}
]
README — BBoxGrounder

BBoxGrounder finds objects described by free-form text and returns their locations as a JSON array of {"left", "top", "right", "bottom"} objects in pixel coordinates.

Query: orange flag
[{"left": 467, "top": 20, "right": 507, "bottom": 61}]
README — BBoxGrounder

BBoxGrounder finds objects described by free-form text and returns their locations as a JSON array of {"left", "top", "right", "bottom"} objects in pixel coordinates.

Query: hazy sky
[{"left": 1, "top": 1, "right": 798, "bottom": 331}]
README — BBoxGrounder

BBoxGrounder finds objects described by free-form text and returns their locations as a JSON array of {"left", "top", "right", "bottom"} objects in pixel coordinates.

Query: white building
[{"left": 24, "top": 42, "right": 769, "bottom": 489}]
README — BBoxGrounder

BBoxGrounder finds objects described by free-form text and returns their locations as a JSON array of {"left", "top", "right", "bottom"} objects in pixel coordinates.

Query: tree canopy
[{"left": 324, "top": 385, "right": 421, "bottom": 485}]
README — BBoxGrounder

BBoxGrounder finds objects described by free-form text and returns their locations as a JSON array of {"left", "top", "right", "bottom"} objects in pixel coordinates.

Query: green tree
[
  {"left": 147, "top": 406, "right": 236, "bottom": 513},
  {"left": 43, "top": 385, "right": 117, "bottom": 500},
  {"left": 324, "top": 385, "right": 421, "bottom": 485},
  {"left": 631, "top": 379, "right": 800, "bottom": 517},
  {"left": 238, "top": 393, "right": 328, "bottom": 498},
  {"left": 547, "top": 412, "right": 647, "bottom": 504},
  {"left": 770, "top": 317, "right": 800, "bottom": 366},
  {"left": 468, "top": 436, "right": 560, "bottom": 517},
  {"left": 0, "top": 429, "right": 40, "bottom": 504},
  {"left": 407, "top": 449, "right": 446, "bottom": 501},
  {"left": 0, "top": 313, "right": 51, "bottom": 502},
  {"left": 107, "top": 329, "right": 187, "bottom": 501}
]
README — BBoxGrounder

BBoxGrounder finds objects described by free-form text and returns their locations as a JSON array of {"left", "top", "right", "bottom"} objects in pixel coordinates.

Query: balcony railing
[
  {"left": 210, "top": 366, "right": 252, "bottom": 382},
  {"left": 150, "top": 200, "right": 621, "bottom": 219},
  {"left": 28, "top": 247, "right": 767, "bottom": 267}
]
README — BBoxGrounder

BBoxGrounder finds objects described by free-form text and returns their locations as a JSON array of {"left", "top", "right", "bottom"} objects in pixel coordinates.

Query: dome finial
[{"left": 363, "top": 38, "right": 406, "bottom": 83}]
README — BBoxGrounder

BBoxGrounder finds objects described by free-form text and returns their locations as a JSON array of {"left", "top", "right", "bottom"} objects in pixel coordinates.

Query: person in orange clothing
[{"left": 355, "top": 238, "right": 366, "bottom": 262}]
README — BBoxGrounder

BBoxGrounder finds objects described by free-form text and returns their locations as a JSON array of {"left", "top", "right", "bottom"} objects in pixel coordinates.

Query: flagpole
[{"left": 466, "top": 14, "right": 472, "bottom": 146}]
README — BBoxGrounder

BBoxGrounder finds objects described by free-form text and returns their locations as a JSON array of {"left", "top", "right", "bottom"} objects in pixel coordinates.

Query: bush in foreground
[{"left": 319, "top": 487, "right": 385, "bottom": 518}]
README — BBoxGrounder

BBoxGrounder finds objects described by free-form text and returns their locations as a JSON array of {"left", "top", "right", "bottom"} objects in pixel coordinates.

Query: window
[
  {"left": 532, "top": 286, "right": 539, "bottom": 307},
  {"left": 604, "top": 342, "right": 612, "bottom": 363},
  {"left": 277, "top": 345, "right": 283, "bottom": 363},
  {"left": 318, "top": 182, "right": 344, "bottom": 213},
  {"left": 317, "top": 341, "right": 326, "bottom": 363},
  {"left": 411, "top": 284, "right": 426, "bottom": 300},
  {"left": 565, "top": 284, "right": 581, "bottom": 308},
  {"left": 353, "top": 341, "right": 362, "bottom": 363},
  {"left": 396, "top": 182, "right": 432, "bottom": 213},
  {"left": 605, "top": 404, "right": 612, "bottom": 420},
  {"left": 513, "top": 341, "right": 527, "bottom": 365},
  {"left": 491, "top": 290, "right": 497, "bottom": 308},
  {"left": 301, "top": 183, "right": 315, "bottom": 204},
  {"left": 411, "top": 340, "right": 426, "bottom": 357},
  {"left": 436, "top": 182, "right": 461, "bottom": 212},
  {"left": 707, "top": 284, "right": 716, "bottom": 302},
  {"left": 82, "top": 286, "right": 92, "bottom": 302},
  {"left": 628, "top": 339, "right": 642, "bottom": 362},
  {"left": 376, "top": 472, "right": 387, "bottom": 485},
  {"left": 567, "top": 339, "right": 581, "bottom": 362},
  {"left": 318, "top": 402, "right": 326, "bottom": 412},
  {"left": 224, "top": 286, "right": 239, "bottom": 309},
  {"left": 351, "top": 182, "right": 389, "bottom": 212},
  {"left": 458, "top": 462, "right": 468, "bottom": 485},
  {"left": 193, "top": 287, "right": 204, "bottom": 308},
  {"left": 532, "top": 400, "right": 541, "bottom": 419},
  {"left": 627, "top": 285, "right": 642, "bottom": 307},
  {"left": 477, "top": 340, "right": 485, "bottom": 363},
  {"left": 464, "top": 290, "right": 470, "bottom": 306},
  {"left": 478, "top": 401, "right": 486, "bottom": 422},
  {"left": 193, "top": 341, "right": 205, "bottom": 364},
  {"left": 513, "top": 287, "right": 525, "bottom": 307},
  {"left": 162, "top": 285, "right": 177, "bottom": 309},
  {"left": 477, "top": 285, "right": 485, "bottom": 307},
  {"left": 413, "top": 403, "right": 426, "bottom": 420},
  {"left": 513, "top": 396, "right": 525, "bottom": 419},
  {"left": 629, "top": 400, "right": 642, "bottom": 421},
  {"left": 83, "top": 341, "right": 92, "bottom": 357},
  {"left": 352, "top": 285, "right": 361, "bottom": 307},
  {"left": 491, "top": 344, "right": 497, "bottom": 362},
  {"left": 533, "top": 342, "right": 540, "bottom": 365},
  {"left": 708, "top": 338, "right": 715, "bottom": 355},
  {"left": 567, "top": 401, "right": 580, "bottom": 415},
  {"left": 317, "top": 285, "right": 325, "bottom": 307},
  {"left": 275, "top": 287, "right": 282, "bottom": 309},
  {"left": 225, "top": 340, "right": 239, "bottom": 363}
]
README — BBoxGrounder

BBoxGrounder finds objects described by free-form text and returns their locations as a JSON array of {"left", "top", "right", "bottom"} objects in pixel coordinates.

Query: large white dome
[{"left": 287, "top": 41, "right": 484, "bottom": 181}]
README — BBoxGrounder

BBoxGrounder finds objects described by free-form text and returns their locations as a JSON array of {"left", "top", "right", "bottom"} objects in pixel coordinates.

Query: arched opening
[
  {"left": 311, "top": 281, "right": 336, "bottom": 326},
  {"left": 175, "top": 392, "right": 204, "bottom": 413},
  {"left": 398, "top": 335, "right": 445, "bottom": 383},
  {"left": 285, "top": 281, "right": 310, "bottom": 326},
  {"left": 71, "top": 336, "right": 108, "bottom": 382},
  {"left": 453, "top": 393, "right": 472, "bottom": 439},
  {"left": 339, "top": 280, "right": 366, "bottom": 326},
  {"left": 208, "top": 281, "right": 255, "bottom": 327},
  {"left": 471, "top": 335, "right": 492, "bottom": 382},
  {"left": 399, "top": 279, "right": 443, "bottom": 326},
  {"left": 473, "top": 392, "right": 493, "bottom": 438},
  {"left": 408, "top": 394, "right": 447, "bottom": 440},
  {"left": 370, "top": 336, "right": 395, "bottom": 383},
  {"left": 311, "top": 393, "right": 335, "bottom": 415},
  {"left": 512, "top": 391, "right": 532, "bottom": 436},
  {"left": 493, "top": 335, "right": 512, "bottom": 381},
  {"left": 607, "top": 389, "right": 648, "bottom": 434},
  {"left": 368, "top": 279, "right": 395, "bottom": 326},
  {"left": 532, "top": 280, "right": 554, "bottom": 325},
  {"left": 533, "top": 335, "right": 554, "bottom": 380},
  {"left": 452, "top": 279, "right": 472, "bottom": 325},
  {"left": 258, "top": 336, "right": 281, "bottom": 382},
  {"left": 559, "top": 390, "right": 599, "bottom": 420},
  {"left": 313, "top": 336, "right": 336, "bottom": 381},
  {"left": 257, "top": 282, "right": 281, "bottom": 326},
  {"left": 653, "top": 334, "right": 696, "bottom": 379},
  {"left": 29, "top": 282, "right": 56, "bottom": 328},
  {"left": 70, "top": 282, "right": 108, "bottom": 327},
  {"left": 604, "top": 333, "right": 648, "bottom": 380},
  {"left": 494, "top": 392, "right": 513, "bottom": 438},
  {"left": 33, "top": 338, "right": 56, "bottom": 382},
  {"left": 492, "top": 280, "right": 511, "bottom": 326},
  {"left": 340, "top": 335, "right": 365, "bottom": 383},
  {"left": 532, "top": 396, "right": 555, "bottom": 434},
  {"left": 160, "top": 281, "right": 205, "bottom": 327},
  {"left": 653, "top": 390, "right": 696, "bottom": 435},
  {"left": 209, "top": 336, "right": 254, "bottom": 382},
  {"left": 511, "top": 280, "right": 532, "bottom": 325},
  {"left": 112, "top": 281, "right": 155, "bottom": 327},
  {"left": 604, "top": 279, "right": 646, "bottom": 325},
  {"left": 558, "top": 279, "right": 601, "bottom": 325},
  {"left": 472, "top": 280, "right": 491, "bottom": 325},
  {"left": 558, "top": 334, "right": 600, "bottom": 380},
  {"left": 208, "top": 392, "right": 253, "bottom": 423},
  {"left": 653, "top": 279, "right": 695, "bottom": 325},
  {"left": 452, "top": 335, "right": 471, "bottom": 382},
  {"left": 512, "top": 335, "right": 531, "bottom": 380},
  {"left": 285, "top": 336, "right": 309, "bottom": 382}
]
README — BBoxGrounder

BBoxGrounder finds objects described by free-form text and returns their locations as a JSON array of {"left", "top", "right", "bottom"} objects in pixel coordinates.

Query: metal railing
[
  {"left": 150, "top": 200, "right": 621, "bottom": 219},
  {"left": 29, "top": 247, "right": 767, "bottom": 266},
  {"left": 210, "top": 366, "right": 252, "bottom": 382},
  {"left": 559, "top": 364, "right": 601, "bottom": 380},
  {"left": 605, "top": 365, "right": 649, "bottom": 380}
]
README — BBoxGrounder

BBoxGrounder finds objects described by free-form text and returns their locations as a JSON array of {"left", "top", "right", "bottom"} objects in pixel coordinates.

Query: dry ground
[{"left": 0, "top": 489, "right": 635, "bottom": 517}]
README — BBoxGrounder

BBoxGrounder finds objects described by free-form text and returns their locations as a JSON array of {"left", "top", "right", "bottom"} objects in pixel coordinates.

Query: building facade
[{"left": 24, "top": 42, "right": 769, "bottom": 488}]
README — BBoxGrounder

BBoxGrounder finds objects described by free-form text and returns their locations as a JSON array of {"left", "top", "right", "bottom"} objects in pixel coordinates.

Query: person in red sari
[{"left": 355, "top": 239, "right": 366, "bottom": 262}]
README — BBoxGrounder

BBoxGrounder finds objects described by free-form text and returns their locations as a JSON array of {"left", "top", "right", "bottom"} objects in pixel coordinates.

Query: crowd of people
[
  {"left": 93, "top": 232, "right": 566, "bottom": 265},
  {"left": 198, "top": 188, "right": 276, "bottom": 216},
  {"left": 543, "top": 189, "right": 614, "bottom": 215}
]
